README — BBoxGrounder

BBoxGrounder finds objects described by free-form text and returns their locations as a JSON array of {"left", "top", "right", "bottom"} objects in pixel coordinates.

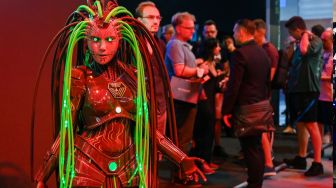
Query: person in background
[
  {"left": 311, "top": 24, "right": 325, "bottom": 38},
  {"left": 253, "top": 19, "right": 278, "bottom": 80},
  {"left": 332, "top": 23, "right": 336, "bottom": 168},
  {"left": 135, "top": 0, "right": 167, "bottom": 137},
  {"left": 253, "top": 18, "right": 279, "bottom": 177},
  {"left": 195, "top": 20, "right": 229, "bottom": 160},
  {"left": 160, "top": 24, "right": 175, "bottom": 44},
  {"left": 223, "top": 35, "right": 237, "bottom": 60},
  {"left": 283, "top": 16, "right": 324, "bottom": 177},
  {"left": 282, "top": 36, "right": 297, "bottom": 134},
  {"left": 222, "top": 19, "right": 272, "bottom": 188},
  {"left": 317, "top": 29, "right": 333, "bottom": 152},
  {"left": 165, "top": 11, "right": 209, "bottom": 186},
  {"left": 191, "top": 37, "right": 223, "bottom": 175}
]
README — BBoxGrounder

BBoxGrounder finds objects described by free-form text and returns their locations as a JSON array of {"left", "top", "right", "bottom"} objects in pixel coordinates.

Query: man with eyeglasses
[
  {"left": 165, "top": 11, "right": 209, "bottom": 187},
  {"left": 136, "top": 1, "right": 163, "bottom": 36},
  {"left": 135, "top": 1, "right": 168, "bottom": 138}
]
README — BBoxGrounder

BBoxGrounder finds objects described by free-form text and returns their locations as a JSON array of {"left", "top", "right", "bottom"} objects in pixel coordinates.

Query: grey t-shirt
[
  {"left": 165, "top": 38, "right": 196, "bottom": 79},
  {"left": 288, "top": 35, "right": 323, "bottom": 93}
]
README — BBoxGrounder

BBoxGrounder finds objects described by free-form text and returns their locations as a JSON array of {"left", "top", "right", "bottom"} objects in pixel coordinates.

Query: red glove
[{"left": 180, "top": 157, "right": 207, "bottom": 183}]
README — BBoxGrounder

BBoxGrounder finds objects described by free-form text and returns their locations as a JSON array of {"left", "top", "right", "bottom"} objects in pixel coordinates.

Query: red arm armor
[
  {"left": 34, "top": 135, "right": 60, "bottom": 183},
  {"left": 156, "top": 130, "right": 187, "bottom": 164},
  {"left": 156, "top": 130, "right": 196, "bottom": 173}
]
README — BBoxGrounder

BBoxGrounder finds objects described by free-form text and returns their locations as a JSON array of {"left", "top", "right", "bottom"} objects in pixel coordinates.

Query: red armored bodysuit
[{"left": 35, "top": 61, "right": 192, "bottom": 187}]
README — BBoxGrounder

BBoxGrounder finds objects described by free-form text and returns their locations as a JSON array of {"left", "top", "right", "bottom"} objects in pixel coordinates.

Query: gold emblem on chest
[{"left": 108, "top": 82, "right": 126, "bottom": 98}]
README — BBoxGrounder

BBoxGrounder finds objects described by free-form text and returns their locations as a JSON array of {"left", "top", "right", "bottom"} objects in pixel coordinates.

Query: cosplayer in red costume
[{"left": 32, "top": 1, "right": 206, "bottom": 187}]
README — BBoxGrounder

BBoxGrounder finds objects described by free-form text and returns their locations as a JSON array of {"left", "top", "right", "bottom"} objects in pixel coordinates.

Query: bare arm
[
  {"left": 174, "top": 60, "right": 208, "bottom": 78},
  {"left": 299, "top": 31, "right": 310, "bottom": 55},
  {"left": 270, "top": 67, "right": 276, "bottom": 81},
  {"left": 174, "top": 63, "right": 197, "bottom": 78},
  {"left": 207, "top": 61, "right": 218, "bottom": 77}
]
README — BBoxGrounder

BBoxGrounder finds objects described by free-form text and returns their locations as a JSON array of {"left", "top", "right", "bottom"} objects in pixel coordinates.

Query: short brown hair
[
  {"left": 285, "top": 16, "right": 306, "bottom": 30},
  {"left": 311, "top": 24, "right": 325, "bottom": 37},
  {"left": 253, "top": 19, "right": 266, "bottom": 30},
  {"left": 135, "top": 1, "right": 156, "bottom": 18},
  {"left": 235, "top": 19, "right": 255, "bottom": 35},
  {"left": 171, "top": 12, "right": 196, "bottom": 28},
  {"left": 204, "top": 19, "right": 216, "bottom": 27}
]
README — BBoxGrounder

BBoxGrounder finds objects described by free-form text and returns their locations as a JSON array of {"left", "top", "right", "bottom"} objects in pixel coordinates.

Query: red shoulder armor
[
  {"left": 71, "top": 66, "right": 87, "bottom": 116},
  {"left": 72, "top": 66, "right": 87, "bottom": 80},
  {"left": 71, "top": 66, "right": 87, "bottom": 95}
]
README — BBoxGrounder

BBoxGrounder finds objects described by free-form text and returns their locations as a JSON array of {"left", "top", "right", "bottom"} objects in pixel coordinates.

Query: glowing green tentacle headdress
[
  {"left": 59, "top": 20, "right": 88, "bottom": 188},
  {"left": 58, "top": 3, "right": 94, "bottom": 188}
]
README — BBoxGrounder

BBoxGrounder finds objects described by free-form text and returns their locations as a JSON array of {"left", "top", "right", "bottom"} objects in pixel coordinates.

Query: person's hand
[
  {"left": 219, "top": 77, "right": 229, "bottom": 91},
  {"left": 180, "top": 157, "right": 207, "bottom": 183},
  {"left": 227, "top": 43, "right": 235, "bottom": 52},
  {"left": 198, "top": 62, "right": 209, "bottom": 75},
  {"left": 196, "top": 67, "right": 205, "bottom": 78},
  {"left": 216, "top": 69, "right": 224, "bottom": 76},
  {"left": 37, "top": 181, "right": 47, "bottom": 188}
]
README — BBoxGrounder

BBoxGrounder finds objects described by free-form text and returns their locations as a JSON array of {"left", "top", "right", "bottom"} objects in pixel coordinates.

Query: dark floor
[{"left": 158, "top": 128, "right": 334, "bottom": 188}]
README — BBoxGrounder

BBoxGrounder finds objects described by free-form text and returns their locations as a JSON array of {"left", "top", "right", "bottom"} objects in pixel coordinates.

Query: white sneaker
[{"left": 282, "top": 126, "right": 296, "bottom": 134}]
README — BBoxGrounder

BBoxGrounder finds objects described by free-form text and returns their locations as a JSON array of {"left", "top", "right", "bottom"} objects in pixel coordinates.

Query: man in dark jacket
[
  {"left": 222, "top": 19, "right": 272, "bottom": 188},
  {"left": 135, "top": 1, "right": 167, "bottom": 136}
]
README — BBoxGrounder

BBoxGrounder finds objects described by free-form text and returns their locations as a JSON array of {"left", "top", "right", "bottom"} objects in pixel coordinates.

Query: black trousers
[
  {"left": 192, "top": 99, "right": 215, "bottom": 163},
  {"left": 173, "top": 100, "right": 198, "bottom": 154},
  {"left": 239, "top": 135, "right": 264, "bottom": 188}
]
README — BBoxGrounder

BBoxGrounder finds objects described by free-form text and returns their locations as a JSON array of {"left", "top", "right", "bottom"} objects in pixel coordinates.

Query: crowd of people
[
  {"left": 162, "top": 5, "right": 333, "bottom": 188},
  {"left": 33, "top": 1, "right": 334, "bottom": 188}
]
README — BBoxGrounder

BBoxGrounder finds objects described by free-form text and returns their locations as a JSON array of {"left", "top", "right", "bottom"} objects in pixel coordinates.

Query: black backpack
[{"left": 271, "top": 49, "right": 290, "bottom": 89}]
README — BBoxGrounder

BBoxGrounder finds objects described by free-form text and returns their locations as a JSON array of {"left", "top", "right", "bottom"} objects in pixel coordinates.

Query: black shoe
[
  {"left": 284, "top": 156, "right": 307, "bottom": 170},
  {"left": 304, "top": 162, "right": 324, "bottom": 176},
  {"left": 213, "top": 145, "right": 229, "bottom": 158},
  {"left": 264, "top": 166, "right": 276, "bottom": 178}
]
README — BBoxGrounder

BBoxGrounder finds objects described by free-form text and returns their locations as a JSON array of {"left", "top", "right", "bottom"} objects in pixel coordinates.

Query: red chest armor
[{"left": 73, "top": 66, "right": 137, "bottom": 130}]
